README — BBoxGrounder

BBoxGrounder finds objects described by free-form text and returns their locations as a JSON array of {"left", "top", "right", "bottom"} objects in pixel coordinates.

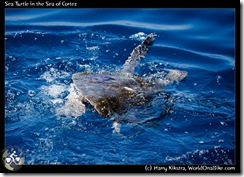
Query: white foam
[
  {"left": 112, "top": 121, "right": 121, "bottom": 134},
  {"left": 86, "top": 46, "right": 99, "bottom": 52},
  {"left": 39, "top": 67, "right": 70, "bottom": 83},
  {"left": 51, "top": 98, "right": 63, "bottom": 104},
  {"left": 40, "top": 84, "right": 67, "bottom": 98},
  {"left": 55, "top": 84, "right": 86, "bottom": 118},
  {"left": 129, "top": 32, "right": 146, "bottom": 41}
]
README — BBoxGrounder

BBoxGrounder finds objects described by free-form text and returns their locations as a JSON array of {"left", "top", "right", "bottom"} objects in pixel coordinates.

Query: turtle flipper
[{"left": 122, "top": 33, "right": 155, "bottom": 74}]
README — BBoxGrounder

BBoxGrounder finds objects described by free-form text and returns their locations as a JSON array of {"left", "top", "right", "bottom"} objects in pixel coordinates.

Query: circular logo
[{"left": 2, "top": 146, "right": 24, "bottom": 171}]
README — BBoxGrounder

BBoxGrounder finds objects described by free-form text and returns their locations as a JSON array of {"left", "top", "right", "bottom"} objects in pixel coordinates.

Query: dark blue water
[{"left": 5, "top": 8, "right": 235, "bottom": 165}]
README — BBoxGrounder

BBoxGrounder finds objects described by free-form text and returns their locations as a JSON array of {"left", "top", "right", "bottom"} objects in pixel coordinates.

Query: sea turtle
[{"left": 72, "top": 33, "right": 188, "bottom": 117}]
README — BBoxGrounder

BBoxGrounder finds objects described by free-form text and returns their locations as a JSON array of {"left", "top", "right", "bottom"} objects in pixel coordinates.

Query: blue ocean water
[{"left": 5, "top": 8, "right": 235, "bottom": 165}]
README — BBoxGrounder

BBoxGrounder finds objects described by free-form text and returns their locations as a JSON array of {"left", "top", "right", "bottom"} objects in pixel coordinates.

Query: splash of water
[{"left": 55, "top": 83, "right": 86, "bottom": 118}]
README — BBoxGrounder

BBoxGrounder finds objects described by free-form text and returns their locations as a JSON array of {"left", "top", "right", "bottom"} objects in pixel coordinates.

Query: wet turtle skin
[{"left": 72, "top": 72, "right": 148, "bottom": 117}]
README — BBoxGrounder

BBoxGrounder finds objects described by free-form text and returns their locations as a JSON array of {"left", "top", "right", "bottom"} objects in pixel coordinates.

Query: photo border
[{"left": 1, "top": 0, "right": 241, "bottom": 173}]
